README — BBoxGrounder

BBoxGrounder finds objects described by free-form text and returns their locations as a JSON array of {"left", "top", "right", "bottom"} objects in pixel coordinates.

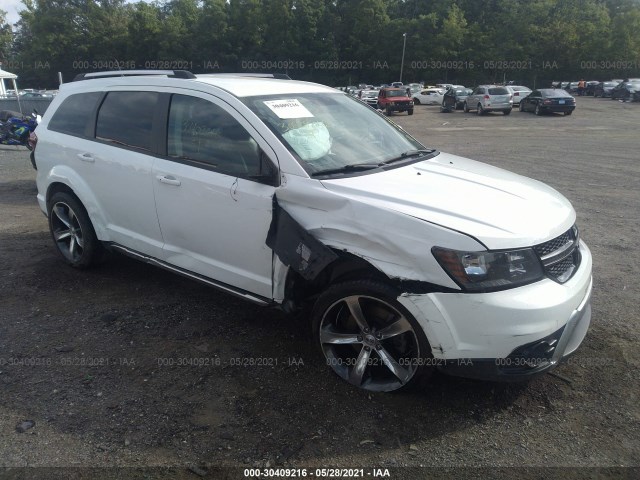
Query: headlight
[{"left": 432, "top": 247, "right": 544, "bottom": 292}]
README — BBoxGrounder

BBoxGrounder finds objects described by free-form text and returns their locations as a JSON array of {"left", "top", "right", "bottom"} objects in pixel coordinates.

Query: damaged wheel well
[{"left": 283, "top": 250, "right": 440, "bottom": 313}]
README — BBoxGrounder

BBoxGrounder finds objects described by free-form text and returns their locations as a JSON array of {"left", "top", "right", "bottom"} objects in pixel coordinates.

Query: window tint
[
  {"left": 96, "top": 91, "right": 159, "bottom": 151},
  {"left": 488, "top": 87, "right": 509, "bottom": 95},
  {"left": 167, "top": 94, "right": 260, "bottom": 177},
  {"left": 48, "top": 92, "right": 102, "bottom": 136}
]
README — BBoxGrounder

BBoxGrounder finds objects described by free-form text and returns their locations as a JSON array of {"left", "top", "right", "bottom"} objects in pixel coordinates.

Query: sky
[{"left": 1, "top": 0, "right": 23, "bottom": 25}]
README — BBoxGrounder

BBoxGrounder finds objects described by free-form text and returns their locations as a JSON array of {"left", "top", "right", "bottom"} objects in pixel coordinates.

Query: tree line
[{"left": 1, "top": 0, "right": 639, "bottom": 89}]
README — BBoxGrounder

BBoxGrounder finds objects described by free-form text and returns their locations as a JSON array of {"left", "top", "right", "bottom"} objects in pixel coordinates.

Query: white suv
[{"left": 33, "top": 70, "right": 592, "bottom": 392}]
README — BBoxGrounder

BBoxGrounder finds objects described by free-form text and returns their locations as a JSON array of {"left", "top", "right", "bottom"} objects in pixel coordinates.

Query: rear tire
[
  {"left": 413, "top": 98, "right": 420, "bottom": 105},
  {"left": 535, "top": 104, "right": 542, "bottom": 115},
  {"left": 564, "top": 111, "right": 573, "bottom": 116},
  {"left": 519, "top": 102, "right": 525, "bottom": 112},
  {"left": 503, "top": 109, "right": 512, "bottom": 115},
  {"left": 312, "top": 280, "right": 434, "bottom": 392},
  {"left": 463, "top": 102, "right": 469, "bottom": 113},
  {"left": 47, "top": 191, "right": 104, "bottom": 269},
  {"left": 476, "top": 104, "right": 484, "bottom": 115}
]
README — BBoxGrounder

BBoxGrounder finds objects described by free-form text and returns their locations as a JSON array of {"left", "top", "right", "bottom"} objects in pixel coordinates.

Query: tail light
[
  {"left": 483, "top": 95, "right": 490, "bottom": 99},
  {"left": 543, "top": 99, "right": 552, "bottom": 104},
  {"left": 514, "top": 92, "right": 520, "bottom": 96}
]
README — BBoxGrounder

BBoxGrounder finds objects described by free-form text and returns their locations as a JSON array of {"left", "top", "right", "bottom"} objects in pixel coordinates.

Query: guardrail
[{"left": 0, "top": 98, "right": 54, "bottom": 115}]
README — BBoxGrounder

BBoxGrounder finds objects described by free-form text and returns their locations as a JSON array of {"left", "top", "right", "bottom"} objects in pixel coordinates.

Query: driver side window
[{"left": 167, "top": 94, "right": 261, "bottom": 178}]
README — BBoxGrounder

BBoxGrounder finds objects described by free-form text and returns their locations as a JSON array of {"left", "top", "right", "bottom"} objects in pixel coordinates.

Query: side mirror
[{"left": 249, "top": 150, "right": 279, "bottom": 187}]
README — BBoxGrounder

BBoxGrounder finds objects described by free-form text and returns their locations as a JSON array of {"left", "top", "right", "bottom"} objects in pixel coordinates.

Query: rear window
[
  {"left": 96, "top": 91, "right": 159, "bottom": 151},
  {"left": 488, "top": 87, "right": 509, "bottom": 95},
  {"left": 540, "top": 89, "right": 571, "bottom": 97},
  {"left": 48, "top": 92, "right": 102, "bottom": 137}
]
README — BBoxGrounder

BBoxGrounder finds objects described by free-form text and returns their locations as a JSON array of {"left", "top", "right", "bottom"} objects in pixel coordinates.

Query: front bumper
[{"left": 397, "top": 240, "right": 593, "bottom": 381}]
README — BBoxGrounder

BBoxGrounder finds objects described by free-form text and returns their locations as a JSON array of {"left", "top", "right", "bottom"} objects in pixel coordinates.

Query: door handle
[
  {"left": 77, "top": 153, "right": 95, "bottom": 163},
  {"left": 156, "top": 175, "right": 181, "bottom": 186}
]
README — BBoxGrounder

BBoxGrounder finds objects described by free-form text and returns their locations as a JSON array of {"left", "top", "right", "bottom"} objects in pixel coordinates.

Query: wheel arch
[
  {"left": 278, "top": 249, "right": 443, "bottom": 313},
  {"left": 44, "top": 168, "right": 109, "bottom": 240}
]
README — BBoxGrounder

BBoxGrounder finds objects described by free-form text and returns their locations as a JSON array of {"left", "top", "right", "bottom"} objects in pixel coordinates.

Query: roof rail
[
  {"left": 197, "top": 73, "right": 292, "bottom": 80},
  {"left": 72, "top": 70, "right": 197, "bottom": 82}
]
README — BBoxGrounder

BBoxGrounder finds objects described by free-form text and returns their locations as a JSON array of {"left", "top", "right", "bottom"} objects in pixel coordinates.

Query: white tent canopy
[{"left": 0, "top": 68, "right": 19, "bottom": 97}]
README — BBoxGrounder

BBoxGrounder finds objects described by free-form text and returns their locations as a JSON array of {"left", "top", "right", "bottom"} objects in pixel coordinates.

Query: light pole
[{"left": 399, "top": 33, "right": 407, "bottom": 83}]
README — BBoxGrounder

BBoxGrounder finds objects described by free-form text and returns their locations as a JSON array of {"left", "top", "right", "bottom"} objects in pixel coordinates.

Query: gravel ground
[{"left": 0, "top": 97, "right": 638, "bottom": 479}]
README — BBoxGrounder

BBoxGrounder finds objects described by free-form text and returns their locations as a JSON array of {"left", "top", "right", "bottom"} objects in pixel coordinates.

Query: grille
[
  {"left": 534, "top": 226, "right": 581, "bottom": 283},
  {"left": 534, "top": 230, "right": 572, "bottom": 257}
]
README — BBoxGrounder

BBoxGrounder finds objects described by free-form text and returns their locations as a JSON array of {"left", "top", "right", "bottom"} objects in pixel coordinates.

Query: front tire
[
  {"left": 408, "top": 109, "right": 414, "bottom": 115},
  {"left": 463, "top": 102, "right": 469, "bottom": 113},
  {"left": 503, "top": 109, "right": 512, "bottom": 115},
  {"left": 47, "top": 191, "right": 104, "bottom": 268},
  {"left": 413, "top": 98, "right": 420, "bottom": 105},
  {"left": 312, "top": 280, "right": 433, "bottom": 392},
  {"left": 535, "top": 104, "right": 542, "bottom": 115},
  {"left": 519, "top": 102, "right": 525, "bottom": 112}
]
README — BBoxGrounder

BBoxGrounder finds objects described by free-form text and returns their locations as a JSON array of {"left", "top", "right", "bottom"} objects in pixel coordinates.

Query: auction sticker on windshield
[{"left": 264, "top": 99, "right": 314, "bottom": 119}]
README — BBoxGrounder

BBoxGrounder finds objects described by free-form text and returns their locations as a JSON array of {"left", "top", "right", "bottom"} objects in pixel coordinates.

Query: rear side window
[
  {"left": 48, "top": 92, "right": 102, "bottom": 137},
  {"left": 96, "top": 91, "right": 159, "bottom": 151},
  {"left": 488, "top": 87, "right": 509, "bottom": 95}
]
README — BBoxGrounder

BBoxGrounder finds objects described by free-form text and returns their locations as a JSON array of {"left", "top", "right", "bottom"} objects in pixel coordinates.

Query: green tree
[{"left": 0, "top": 9, "right": 13, "bottom": 64}]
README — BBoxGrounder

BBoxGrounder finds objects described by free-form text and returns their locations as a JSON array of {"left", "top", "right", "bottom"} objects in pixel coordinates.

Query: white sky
[
  {"left": 0, "top": 0, "right": 149, "bottom": 26},
  {"left": 0, "top": 0, "right": 23, "bottom": 25}
]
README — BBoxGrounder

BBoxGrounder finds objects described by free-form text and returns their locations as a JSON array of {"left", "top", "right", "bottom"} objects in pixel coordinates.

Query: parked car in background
[
  {"left": 377, "top": 87, "right": 414, "bottom": 115},
  {"left": 359, "top": 89, "right": 380, "bottom": 107},
  {"left": 464, "top": 85, "right": 513, "bottom": 115},
  {"left": 560, "top": 81, "right": 570, "bottom": 91},
  {"left": 391, "top": 82, "right": 404, "bottom": 88},
  {"left": 584, "top": 81, "right": 600, "bottom": 96},
  {"left": 506, "top": 85, "right": 532, "bottom": 105},
  {"left": 440, "top": 87, "right": 472, "bottom": 112},
  {"left": 412, "top": 88, "right": 444, "bottom": 105},
  {"left": 610, "top": 80, "right": 640, "bottom": 101},
  {"left": 519, "top": 89, "right": 576, "bottom": 115},
  {"left": 593, "top": 81, "right": 619, "bottom": 98}
]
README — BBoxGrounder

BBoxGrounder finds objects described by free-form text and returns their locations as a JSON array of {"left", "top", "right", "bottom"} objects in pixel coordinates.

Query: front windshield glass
[
  {"left": 387, "top": 89, "right": 408, "bottom": 97},
  {"left": 242, "top": 92, "right": 425, "bottom": 175}
]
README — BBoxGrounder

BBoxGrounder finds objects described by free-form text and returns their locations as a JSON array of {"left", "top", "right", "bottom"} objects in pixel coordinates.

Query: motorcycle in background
[{"left": 0, "top": 110, "right": 41, "bottom": 169}]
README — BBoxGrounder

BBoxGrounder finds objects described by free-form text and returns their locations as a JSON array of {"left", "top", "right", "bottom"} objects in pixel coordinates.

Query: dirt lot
[{"left": 0, "top": 97, "right": 638, "bottom": 479}]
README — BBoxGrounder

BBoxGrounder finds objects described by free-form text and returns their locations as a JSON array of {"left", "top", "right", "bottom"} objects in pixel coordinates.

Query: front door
[{"left": 152, "top": 93, "right": 278, "bottom": 299}]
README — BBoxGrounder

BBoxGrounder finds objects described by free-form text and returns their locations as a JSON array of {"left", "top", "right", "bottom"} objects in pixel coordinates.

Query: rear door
[
  {"left": 44, "top": 90, "right": 165, "bottom": 257},
  {"left": 152, "top": 92, "right": 279, "bottom": 299}
]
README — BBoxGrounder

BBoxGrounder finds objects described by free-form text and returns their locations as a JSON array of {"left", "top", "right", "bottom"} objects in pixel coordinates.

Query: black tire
[
  {"left": 30, "top": 151, "right": 37, "bottom": 170},
  {"left": 503, "top": 109, "right": 512, "bottom": 115},
  {"left": 47, "top": 191, "right": 104, "bottom": 268},
  {"left": 564, "top": 111, "right": 573, "bottom": 116},
  {"left": 476, "top": 103, "right": 484, "bottom": 115},
  {"left": 413, "top": 97, "right": 420, "bottom": 105},
  {"left": 385, "top": 107, "right": 392, "bottom": 116},
  {"left": 312, "top": 280, "right": 434, "bottom": 392},
  {"left": 463, "top": 102, "right": 469, "bottom": 113},
  {"left": 408, "top": 109, "right": 414, "bottom": 116},
  {"left": 519, "top": 102, "right": 525, "bottom": 112},
  {"left": 535, "top": 104, "right": 542, "bottom": 116}
]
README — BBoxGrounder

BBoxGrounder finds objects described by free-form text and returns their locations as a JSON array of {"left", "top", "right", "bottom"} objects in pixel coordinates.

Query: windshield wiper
[
  {"left": 379, "top": 149, "right": 437, "bottom": 166},
  {"left": 311, "top": 163, "right": 381, "bottom": 177}
]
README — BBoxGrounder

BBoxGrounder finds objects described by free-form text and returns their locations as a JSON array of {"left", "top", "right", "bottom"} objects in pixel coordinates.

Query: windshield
[
  {"left": 242, "top": 92, "right": 425, "bottom": 175},
  {"left": 387, "top": 89, "right": 408, "bottom": 97}
]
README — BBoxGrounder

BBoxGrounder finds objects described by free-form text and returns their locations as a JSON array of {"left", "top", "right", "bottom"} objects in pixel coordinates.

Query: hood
[{"left": 320, "top": 152, "right": 575, "bottom": 250}]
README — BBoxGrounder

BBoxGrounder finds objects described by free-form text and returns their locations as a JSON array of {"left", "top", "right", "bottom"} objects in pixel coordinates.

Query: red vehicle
[{"left": 377, "top": 88, "right": 414, "bottom": 115}]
